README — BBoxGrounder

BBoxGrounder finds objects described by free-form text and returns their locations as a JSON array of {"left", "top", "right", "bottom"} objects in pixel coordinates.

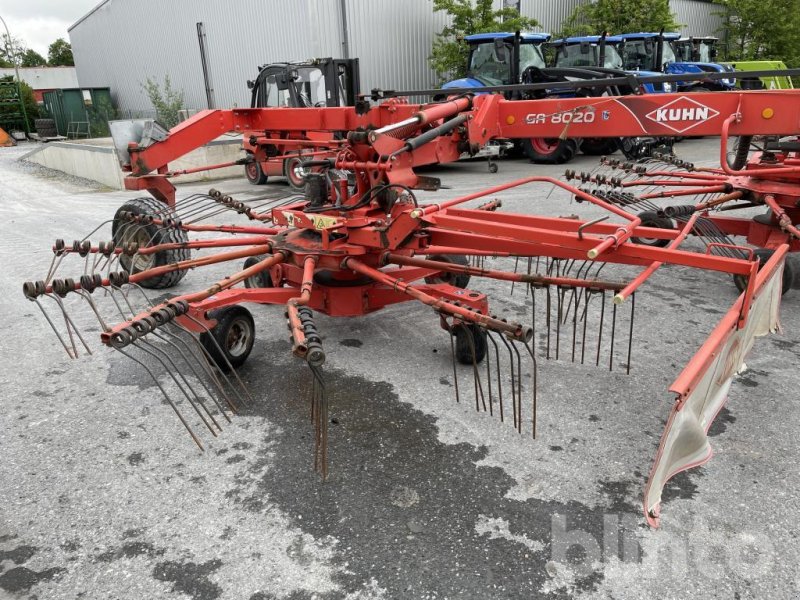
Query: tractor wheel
[
  {"left": 243, "top": 255, "right": 274, "bottom": 289},
  {"left": 200, "top": 305, "right": 256, "bottom": 371},
  {"left": 521, "top": 138, "right": 578, "bottom": 164},
  {"left": 454, "top": 324, "right": 488, "bottom": 365},
  {"left": 112, "top": 197, "right": 190, "bottom": 289},
  {"left": 581, "top": 138, "right": 620, "bottom": 156},
  {"left": 726, "top": 135, "right": 752, "bottom": 170},
  {"left": 631, "top": 211, "right": 674, "bottom": 248},
  {"left": 245, "top": 159, "right": 268, "bottom": 185},
  {"left": 284, "top": 156, "right": 309, "bottom": 191},
  {"left": 424, "top": 254, "right": 471, "bottom": 289},
  {"left": 733, "top": 249, "right": 795, "bottom": 296}
]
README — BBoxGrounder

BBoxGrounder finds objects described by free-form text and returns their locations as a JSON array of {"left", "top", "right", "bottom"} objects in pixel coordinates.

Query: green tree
[
  {"left": 560, "top": 0, "right": 680, "bottom": 38},
  {"left": 141, "top": 75, "right": 185, "bottom": 128},
  {"left": 1, "top": 34, "right": 26, "bottom": 67},
  {"left": 47, "top": 38, "right": 74, "bottom": 66},
  {"left": 428, "top": 0, "right": 539, "bottom": 81},
  {"left": 20, "top": 49, "right": 47, "bottom": 67},
  {"left": 713, "top": 0, "right": 800, "bottom": 67}
]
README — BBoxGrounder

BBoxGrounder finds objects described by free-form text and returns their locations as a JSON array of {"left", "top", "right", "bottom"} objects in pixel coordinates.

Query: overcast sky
[{"left": 0, "top": 0, "right": 98, "bottom": 57}]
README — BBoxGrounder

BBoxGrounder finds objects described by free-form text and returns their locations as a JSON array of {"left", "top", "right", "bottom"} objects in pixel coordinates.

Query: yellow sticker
[{"left": 311, "top": 215, "right": 339, "bottom": 230}]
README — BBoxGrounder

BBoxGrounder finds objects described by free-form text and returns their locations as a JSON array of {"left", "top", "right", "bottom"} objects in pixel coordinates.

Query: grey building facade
[{"left": 69, "top": 0, "right": 722, "bottom": 114}]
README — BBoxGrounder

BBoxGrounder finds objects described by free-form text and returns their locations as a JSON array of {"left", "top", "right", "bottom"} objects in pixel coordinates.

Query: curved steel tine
[
  {"left": 462, "top": 325, "right": 486, "bottom": 413},
  {"left": 162, "top": 324, "right": 240, "bottom": 414},
  {"left": 580, "top": 289, "right": 591, "bottom": 365},
  {"left": 510, "top": 257, "right": 519, "bottom": 295},
  {"left": 50, "top": 294, "right": 92, "bottom": 357},
  {"left": 132, "top": 339, "right": 219, "bottom": 436},
  {"left": 626, "top": 293, "right": 636, "bottom": 375},
  {"left": 309, "top": 364, "right": 328, "bottom": 478},
  {"left": 447, "top": 322, "right": 460, "bottom": 404},
  {"left": 556, "top": 286, "right": 566, "bottom": 360},
  {"left": 609, "top": 298, "right": 618, "bottom": 372},
  {"left": 181, "top": 313, "right": 254, "bottom": 406},
  {"left": 486, "top": 332, "right": 503, "bottom": 422},
  {"left": 511, "top": 341, "right": 523, "bottom": 434},
  {"left": 148, "top": 329, "right": 232, "bottom": 424},
  {"left": 596, "top": 290, "right": 606, "bottom": 367},
  {"left": 75, "top": 290, "right": 110, "bottom": 332},
  {"left": 113, "top": 345, "right": 203, "bottom": 451},
  {"left": 32, "top": 298, "right": 75, "bottom": 358},
  {"left": 484, "top": 330, "right": 494, "bottom": 417},
  {"left": 523, "top": 340, "right": 538, "bottom": 439},
  {"left": 545, "top": 285, "right": 552, "bottom": 360},
  {"left": 498, "top": 333, "right": 518, "bottom": 430}
]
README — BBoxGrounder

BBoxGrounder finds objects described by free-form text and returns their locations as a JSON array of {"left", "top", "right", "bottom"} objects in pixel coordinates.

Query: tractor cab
[
  {"left": 550, "top": 35, "right": 625, "bottom": 70},
  {"left": 549, "top": 34, "right": 672, "bottom": 94},
  {"left": 248, "top": 58, "right": 360, "bottom": 108},
  {"left": 674, "top": 36, "right": 719, "bottom": 63},
  {"left": 618, "top": 32, "right": 735, "bottom": 91},
  {"left": 442, "top": 32, "right": 550, "bottom": 91}
]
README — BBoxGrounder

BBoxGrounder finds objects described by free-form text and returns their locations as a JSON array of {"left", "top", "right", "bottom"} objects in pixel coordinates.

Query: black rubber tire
[
  {"left": 454, "top": 324, "right": 488, "bottom": 365},
  {"left": 284, "top": 156, "right": 308, "bottom": 191},
  {"left": 424, "top": 254, "right": 471, "bottom": 289},
  {"left": 726, "top": 135, "right": 752, "bottom": 170},
  {"left": 111, "top": 197, "right": 190, "bottom": 289},
  {"left": 733, "top": 249, "right": 795, "bottom": 296},
  {"left": 631, "top": 211, "right": 674, "bottom": 248},
  {"left": 245, "top": 159, "right": 268, "bottom": 185},
  {"left": 521, "top": 138, "right": 578, "bottom": 164},
  {"left": 243, "top": 255, "right": 274, "bottom": 289},
  {"left": 581, "top": 138, "right": 620, "bottom": 156},
  {"left": 200, "top": 305, "right": 256, "bottom": 371}
]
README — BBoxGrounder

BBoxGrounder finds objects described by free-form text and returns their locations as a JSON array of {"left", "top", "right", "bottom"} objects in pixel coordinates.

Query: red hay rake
[{"left": 22, "top": 85, "right": 800, "bottom": 526}]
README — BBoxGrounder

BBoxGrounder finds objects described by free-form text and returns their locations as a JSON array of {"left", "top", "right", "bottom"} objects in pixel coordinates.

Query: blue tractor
[
  {"left": 442, "top": 32, "right": 584, "bottom": 163},
  {"left": 548, "top": 34, "right": 675, "bottom": 158},
  {"left": 617, "top": 32, "right": 736, "bottom": 92}
]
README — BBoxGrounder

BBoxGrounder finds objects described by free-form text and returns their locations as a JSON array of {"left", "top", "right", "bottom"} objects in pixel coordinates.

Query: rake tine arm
[{"left": 344, "top": 258, "right": 531, "bottom": 342}]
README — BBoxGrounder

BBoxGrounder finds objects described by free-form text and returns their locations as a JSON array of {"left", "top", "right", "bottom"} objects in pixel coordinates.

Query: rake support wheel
[
  {"left": 112, "top": 197, "right": 190, "bottom": 289},
  {"left": 200, "top": 305, "right": 256, "bottom": 371},
  {"left": 424, "top": 254, "right": 471, "bottom": 289},
  {"left": 454, "top": 324, "right": 488, "bottom": 365}
]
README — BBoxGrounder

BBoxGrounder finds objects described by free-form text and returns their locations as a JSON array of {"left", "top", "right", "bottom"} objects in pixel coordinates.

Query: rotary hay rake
[{"left": 22, "top": 86, "right": 800, "bottom": 526}]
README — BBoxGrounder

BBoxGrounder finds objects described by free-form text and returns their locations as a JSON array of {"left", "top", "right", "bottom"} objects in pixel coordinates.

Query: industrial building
[{"left": 68, "top": 0, "right": 723, "bottom": 114}]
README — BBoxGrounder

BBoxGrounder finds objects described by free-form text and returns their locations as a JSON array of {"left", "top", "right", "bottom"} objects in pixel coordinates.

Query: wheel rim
[
  {"left": 286, "top": 158, "right": 308, "bottom": 188},
  {"left": 118, "top": 225, "right": 156, "bottom": 272},
  {"left": 530, "top": 138, "right": 560, "bottom": 154},
  {"left": 226, "top": 317, "right": 252, "bottom": 357},
  {"left": 246, "top": 162, "right": 259, "bottom": 180}
]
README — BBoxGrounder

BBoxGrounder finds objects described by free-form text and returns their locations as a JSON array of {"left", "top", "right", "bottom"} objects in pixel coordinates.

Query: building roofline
[{"left": 68, "top": 0, "right": 113, "bottom": 33}]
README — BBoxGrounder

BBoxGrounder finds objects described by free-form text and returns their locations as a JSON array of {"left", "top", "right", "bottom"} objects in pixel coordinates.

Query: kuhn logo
[{"left": 645, "top": 97, "right": 719, "bottom": 133}]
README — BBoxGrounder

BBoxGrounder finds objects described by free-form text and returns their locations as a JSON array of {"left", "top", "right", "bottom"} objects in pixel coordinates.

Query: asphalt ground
[{"left": 0, "top": 138, "right": 798, "bottom": 600}]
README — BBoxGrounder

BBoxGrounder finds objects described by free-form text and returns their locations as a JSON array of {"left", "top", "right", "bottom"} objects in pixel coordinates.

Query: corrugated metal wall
[
  {"left": 671, "top": 0, "right": 723, "bottom": 36},
  {"left": 69, "top": 0, "right": 722, "bottom": 114}
]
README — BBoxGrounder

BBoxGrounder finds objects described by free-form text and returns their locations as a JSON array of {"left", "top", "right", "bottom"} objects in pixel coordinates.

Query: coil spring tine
[
  {"left": 75, "top": 290, "right": 110, "bottom": 332},
  {"left": 132, "top": 339, "right": 219, "bottom": 437},
  {"left": 523, "top": 340, "right": 538, "bottom": 439},
  {"left": 627, "top": 292, "right": 636, "bottom": 375},
  {"left": 310, "top": 364, "right": 328, "bottom": 478},
  {"left": 51, "top": 294, "right": 92, "bottom": 357},
  {"left": 596, "top": 290, "right": 606, "bottom": 367},
  {"left": 460, "top": 325, "right": 486, "bottom": 413},
  {"left": 148, "top": 329, "right": 231, "bottom": 424},
  {"left": 580, "top": 289, "right": 591, "bottom": 365},
  {"left": 555, "top": 287, "right": 565, "bottom": 361},
  {"left": 164, "top": 324, "right": 240, "bottom": 414},
  {"left": 448, "top": 324, "right": 460, "bottom": 405},
  {"left": 545, "top": 285, "right": 552, "bottom": 360},
  {"left": 113, "top": 345, "right": 203, "bottom": 451},
  {"left": 33, "top": 298, "right": 76, "bottom": 359},
  {"left": 487, "top": 331, "right": 503, "bottom": 421},
  {"left": 609, "top": 299, "right": 618, "bottom": 372},
  {"left": 498, "top": 333, "right": 518, "bottom": 431}
]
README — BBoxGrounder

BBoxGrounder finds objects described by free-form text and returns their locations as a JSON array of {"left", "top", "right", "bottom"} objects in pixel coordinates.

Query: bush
[{"left": 140, "top": 75, "right": 185, "bottom": 129}]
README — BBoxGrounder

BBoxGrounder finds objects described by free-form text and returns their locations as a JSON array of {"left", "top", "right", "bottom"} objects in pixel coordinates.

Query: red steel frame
[{"left": 34, "top": 87, "right": 800, "bottom": 525}]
